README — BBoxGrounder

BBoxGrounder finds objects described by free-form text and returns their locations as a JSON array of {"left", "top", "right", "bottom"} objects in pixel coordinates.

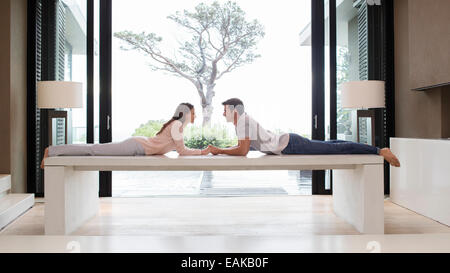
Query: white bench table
[{"left": 43, "top": 151, "right": 385, "bottom": 235}]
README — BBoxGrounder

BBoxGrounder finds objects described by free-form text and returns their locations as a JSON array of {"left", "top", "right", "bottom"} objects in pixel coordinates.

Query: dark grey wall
[
  {"left": 0, "top": 0, "right": 12, "bottom": 181},
  {"left": 394, "top": 0, "right": 449, "bottom": 139},
  {"left": 409, "top": 0, "right": 450, "bottom": 90},
  {"left": 0, "top": 0, "right": 28, "bottom": 193}
]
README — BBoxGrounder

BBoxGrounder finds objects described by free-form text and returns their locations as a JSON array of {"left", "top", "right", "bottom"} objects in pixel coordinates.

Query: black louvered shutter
[
  {"left": 357, "top": 1, "right": 368, "bottom": 81},
  {"left": 56, "top": 2, "right": 65, "bottom": 81},
  {"left": 36, "top": 0, "right": 67, "bottom": 194},
  {"left": 35, "top": 0, "right": 43, "bottom": 194},
  {"left": 55, "top": 1, "right": 66, "bottom": 145},
  {"left": 357, "top": 1, "right": 369, "bottom": 144}
]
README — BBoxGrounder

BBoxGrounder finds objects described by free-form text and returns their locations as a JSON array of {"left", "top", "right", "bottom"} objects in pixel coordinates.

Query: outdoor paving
[{"left": 112, "top": 170, "right": 313, "bottom": 197}]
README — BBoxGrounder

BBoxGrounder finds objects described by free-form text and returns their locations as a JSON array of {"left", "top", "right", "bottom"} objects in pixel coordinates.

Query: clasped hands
[{"left": 200, "top": 145, "right": 221, "bottom": 155}]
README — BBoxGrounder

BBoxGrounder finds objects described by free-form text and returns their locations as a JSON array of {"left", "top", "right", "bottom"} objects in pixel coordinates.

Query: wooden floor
[{"left": 1, "top": 196, "right": 449, "bottom": 236}]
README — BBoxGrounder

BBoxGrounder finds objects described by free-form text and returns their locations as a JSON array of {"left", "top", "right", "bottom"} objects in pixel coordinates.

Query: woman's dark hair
[{"left": 156, "top": 103, "right": 194, "bottom": 135}]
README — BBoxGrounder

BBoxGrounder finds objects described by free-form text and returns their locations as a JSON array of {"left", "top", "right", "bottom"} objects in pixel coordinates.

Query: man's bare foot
[
  {"left": 379, "top": 148, "right": 400, "bottom": 167},
  {"left": 40, "top": 147, "right": 49, "bottom": 169}
]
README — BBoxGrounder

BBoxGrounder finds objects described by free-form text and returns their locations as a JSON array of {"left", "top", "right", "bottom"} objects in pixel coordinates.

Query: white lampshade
[
  {"left": 37, "top": 81, "right": 83, "bottom": 109},
  {"left": 340, "top": 80, "right": 385, "bottom": 109}
]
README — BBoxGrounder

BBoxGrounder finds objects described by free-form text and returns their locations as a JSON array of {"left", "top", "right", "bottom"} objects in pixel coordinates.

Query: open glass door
[{"left": 102, "top": 0, "right": 314, "bottom": 197}]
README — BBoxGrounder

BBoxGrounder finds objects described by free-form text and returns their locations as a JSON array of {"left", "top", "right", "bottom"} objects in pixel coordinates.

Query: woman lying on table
[{"left": 40, "top": 102, "right": 210, "bottom": 169}]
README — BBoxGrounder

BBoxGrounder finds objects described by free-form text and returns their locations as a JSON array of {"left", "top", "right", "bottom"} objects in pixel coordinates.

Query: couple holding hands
[{"left": 41, "top": 98, "right": 400, "bottom": 169}]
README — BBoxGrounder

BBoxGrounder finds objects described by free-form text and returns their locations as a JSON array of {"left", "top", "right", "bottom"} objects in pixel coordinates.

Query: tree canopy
[{"left": 114, "top": 1, "right": 265, "bottom": 125}]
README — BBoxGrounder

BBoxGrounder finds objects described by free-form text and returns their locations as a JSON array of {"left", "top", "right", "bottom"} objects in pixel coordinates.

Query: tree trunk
[
  {"left": 202, "top": 104, "right": 213, "bottom": 127},
  {"left": 202, "top": 84, "right": 216, "bottom": 127}
]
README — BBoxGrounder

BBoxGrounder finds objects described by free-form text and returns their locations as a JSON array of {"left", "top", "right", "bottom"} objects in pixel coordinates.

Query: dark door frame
[
  {"left": 99, "top": 0, "right": 113, "bottom": 197},
  {"left": 27, "top": 0, "right": 39, "bottom": 195},
  {"left": 96, "top": 0, "right": 334, "bottom": 196},
  {"left": 87, "top": 0, "right": 94, "bottom": 144},
  {"left": 94, "top": 0, "right": 394, "bottom": 197},
  {"left": 367, "top": 0, "right": 395, "bottom": 195},
  {"left": 27, "top": 0, "right": 96, "bottom": 196},
  {"left": 311, "top": 0, "right": 394, "bottom": 195},
  {"left": 311, "top": 0, "right": 334, "bottom": 195}
]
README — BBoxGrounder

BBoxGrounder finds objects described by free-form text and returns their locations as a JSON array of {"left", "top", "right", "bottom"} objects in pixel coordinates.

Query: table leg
[
  {"left": 44, "top": 166, "right": 99, "bottom": 235},
  {"left": 333, "top": 164, "right": 384, "bottom": 234}
]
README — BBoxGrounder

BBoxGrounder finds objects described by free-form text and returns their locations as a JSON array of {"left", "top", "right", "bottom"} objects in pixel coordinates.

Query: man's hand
[{"left": 208, "top": 145, "right": 221, "bottom": 155}]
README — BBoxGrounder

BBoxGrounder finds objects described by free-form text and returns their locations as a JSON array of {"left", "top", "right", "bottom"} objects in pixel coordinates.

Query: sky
[{"left": 71, "top": 0, "right": 313, "bottom": 142}]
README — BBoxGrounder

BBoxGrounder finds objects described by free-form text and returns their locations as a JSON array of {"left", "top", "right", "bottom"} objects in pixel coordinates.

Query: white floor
[
  {"left": 0, "top": 234, "right": 450, "bottom": 253},
  {"left": 0, "top": 196, "right": 449, "bottom": 253}
]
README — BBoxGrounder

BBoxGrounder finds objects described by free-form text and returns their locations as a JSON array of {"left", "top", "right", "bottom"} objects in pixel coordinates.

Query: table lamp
[
  {"left": 37, "top": 81, "right": 83, "bottom": 145},
  {"left": 340, "top": 80, "right": 385, "bottom": 146}
]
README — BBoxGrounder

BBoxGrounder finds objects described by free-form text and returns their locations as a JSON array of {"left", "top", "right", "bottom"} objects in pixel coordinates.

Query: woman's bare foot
[
  {"left": 379, "top": 148, "right": 400, "bottom": 167},
  {"left": 40, "top": 147, "right": 49, "bottom": 169}
]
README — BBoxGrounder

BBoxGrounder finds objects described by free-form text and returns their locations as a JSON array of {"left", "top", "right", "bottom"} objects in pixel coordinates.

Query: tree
[
  {"left": 336, "top": 47, "right": 352, "bottom": 135},
  {"left": 132, "top": 120, "right": 165, "bottom": 137},
  {"left": 114, "top": 1, "right": 265, "bottom": 126},
  {"left": 133, "top": 119, "right": 237, "bottom": 148}
]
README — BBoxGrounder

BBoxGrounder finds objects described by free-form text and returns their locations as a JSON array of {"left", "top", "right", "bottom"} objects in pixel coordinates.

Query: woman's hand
[
  {"left": 207, "top": 145, "right": 221, "bottom": 155},
  {"left": 201, "top": 146, "right": 211, "bottom": 155}
]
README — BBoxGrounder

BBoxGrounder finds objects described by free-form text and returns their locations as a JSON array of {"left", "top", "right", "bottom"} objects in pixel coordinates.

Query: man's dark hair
[{"left": 222, "top": 98, "right": 245, "bottom": 115}]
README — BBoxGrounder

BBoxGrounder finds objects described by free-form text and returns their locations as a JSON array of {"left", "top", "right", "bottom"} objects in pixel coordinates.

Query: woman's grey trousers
[{"left": 48, "top": 137, "right": 146, "bottom": 157}]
